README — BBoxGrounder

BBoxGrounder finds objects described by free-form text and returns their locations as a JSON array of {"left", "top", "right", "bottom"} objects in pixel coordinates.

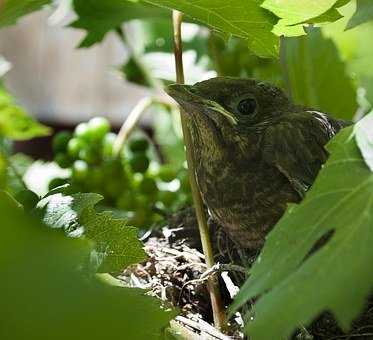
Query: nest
[{"left": 119, "top": 208, "right": 373, "bottom": 340}]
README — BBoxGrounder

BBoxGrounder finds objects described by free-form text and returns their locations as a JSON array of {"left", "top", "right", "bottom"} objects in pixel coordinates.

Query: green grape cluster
[{"left": 50, "top": 117, "right": 192, "bottom": 228}]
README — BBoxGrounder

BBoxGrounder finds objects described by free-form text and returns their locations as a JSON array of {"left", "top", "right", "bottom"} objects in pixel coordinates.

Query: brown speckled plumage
[{"left": 167, "top": 77, "right": 350, "bottom": 249}]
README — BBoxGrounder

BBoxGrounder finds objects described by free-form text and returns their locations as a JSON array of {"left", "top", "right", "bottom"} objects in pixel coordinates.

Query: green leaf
[
  {"left": 0, "top": 196, "right": 175, "bottom": 340},
  {"left": 231, "top": 114, "right": 373, "bottom": 339},
  {"left": 0, "top": 87, "right": 51, "bottom": 140},
  {"left": 0, "top": 0, "right": 51, "bottom": 28},
  {"left": 144, "top": 0, "right": 279, "bottom": 58},
  {"left": 266, "top": 0, "right": 349, "bottom": 36},
  {"left": 81, "top": 207, "right": 147, "bottom": 273},
  {"left": 355, "top": 110, "right": 373, "bottom": 171},
  {"left": 346, "top": 0, "right": 373, "bottom": 30},
  {"left": 262, "top": 0, "right": 339, "bottom": 25},
  {"left": 285, "top": 28, "right": 357, "bottom": 120},
  {"left": 70, "top": 0, "right": 169, "bottom": 47},
  {"left": 37, "top": 189, "right": 147, "bottom": 272}
]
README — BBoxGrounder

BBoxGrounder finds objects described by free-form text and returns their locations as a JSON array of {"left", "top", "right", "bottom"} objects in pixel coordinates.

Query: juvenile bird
[{"left": 167, "top": 77, "right": 349, "bottom": 249}]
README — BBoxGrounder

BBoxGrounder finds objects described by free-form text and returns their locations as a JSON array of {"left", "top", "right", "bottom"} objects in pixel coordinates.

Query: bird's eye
[{"left": 237, "top": 98, "right": 257, "bottom": 116}]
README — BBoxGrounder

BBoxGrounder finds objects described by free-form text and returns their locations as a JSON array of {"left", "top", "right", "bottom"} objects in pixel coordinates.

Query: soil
[{"left": 119, "top": 208, "right": 373, "bottom": 340}]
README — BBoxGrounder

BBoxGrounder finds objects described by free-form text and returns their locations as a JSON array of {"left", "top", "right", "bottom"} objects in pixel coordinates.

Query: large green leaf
[
  {"left": 70, "top": 0, "right": 169, "bottom": 47},
  {"left": 346, "top": 0, "right": 373, "bottom": 30},
  {"left": 262, "top": 0, "right": 339, "bottom": 24},
  {"left": 0, "top": 197, "right": 175, "bottom": 340},
  {"left": 231, "top": 113, "right": 373, "bottom": 340},
  {"left": 0, "top": 0, "right": 51, "bottom": 28},
  {"left": 285, "top": 28, "right": 357, "bottom": 120},
  {"left": 0, "top": 86, "right": 51, "bottom": 140},
  {"left": 144, "top": 0, "right": 279, "bottom": 58},
  {"left": 266, "top": 0, "right": 350, "bottom": 36},
  {"left": 37, "top": 189, "right": 147, "bottom": 273}
]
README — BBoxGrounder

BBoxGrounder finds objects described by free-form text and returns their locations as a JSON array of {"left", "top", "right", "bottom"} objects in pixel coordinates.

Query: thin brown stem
[{"left": 172, "top": 10, "right": 226, "bottom": 330}]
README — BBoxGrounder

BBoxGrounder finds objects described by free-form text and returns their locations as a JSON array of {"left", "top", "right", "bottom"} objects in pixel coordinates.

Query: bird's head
[{"left": 167, "top": 77, "right": 293, "bottom": 162}]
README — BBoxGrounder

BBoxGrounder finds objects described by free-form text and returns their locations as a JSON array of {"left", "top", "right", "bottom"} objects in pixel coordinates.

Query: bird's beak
[
  {"left": 166, "top": 83, "right": 238, "bottom": 125},
  {"left": 166, "top": 84, "right": 201, "bottom": 109}
]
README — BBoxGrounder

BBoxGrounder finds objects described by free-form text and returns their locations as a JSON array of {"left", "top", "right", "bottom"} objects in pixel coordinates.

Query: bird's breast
[{"left": 195, "top": 157, "right": 299, "bottom": 248}]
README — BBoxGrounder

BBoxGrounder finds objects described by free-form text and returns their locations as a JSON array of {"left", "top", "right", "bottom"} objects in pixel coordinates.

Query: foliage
[
  {"left": 231, "top": 112, "right": 373, "bottom": 339},
  {"left": 0, "top": 196, "right": 175, "bottom": 340},
  {"left": 0, "top": 86, "right": 50, "bottom": 140},
  {"left": 262, "top": 0, "right": 349, "bottom": 36},
  {"left": 0, "top": 0, "right": 51, "bottom": 28},
  {"left": 284, "top": 28, "right": 357, "bottom": 119},
  {"left": 71, "top": 0, "right": 169, "bottom": 47},
  {"left": 36, "top": 188, "right": 147, "bottom": 273},
  {"left": 347, "top": 0, "right": 373, "bottom": 30},
  {"left": 145, "top": 0, "right": 279, "bottom": 58},
  {"left": 1, "top": 1, "right": 373, "bottom": 338}
]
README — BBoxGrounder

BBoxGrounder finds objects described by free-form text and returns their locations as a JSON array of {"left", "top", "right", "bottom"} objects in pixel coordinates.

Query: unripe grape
[
  {"left": 79, "top": 147, "right": 98, "bottom": 164},
  {"left": 139, "top": 177, "right": 158, "bottom": 195},
  {"left": 52, "top": 131, "right": 72, "bottom": 153},
  {"left": 74, "top": 122, "right": 91, "bottom": 140},
  {"left": 128, "top": 153, "right": 149, "bottom": 173},
  {"left": 158, "top": 165, "right": 177, "bottom": 182},
  {"left": 72, "top": 160, "right": 88, "bottom": 181},
  {"left": 55, "top": 153, "right": 72, "bottom": 169},
  {"left": 67, "top": 138, "right": 85, "bottom": 159},
  {"left": 129, "top": 137, "right": 149, "bottom": 153},
  {"left": 88, "top": 167, "right": 104, "bottom": 189},
  {"left": 103, "top": 132, "right": 117, "bottom": 157},
  {"left": 88, "top": 117, "right": 110, "bottom": 141}
]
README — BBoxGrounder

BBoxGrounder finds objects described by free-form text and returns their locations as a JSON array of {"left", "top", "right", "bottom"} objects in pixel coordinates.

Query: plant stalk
[{"left": 172, "top": 10, "right": 226, "bottom": 330}]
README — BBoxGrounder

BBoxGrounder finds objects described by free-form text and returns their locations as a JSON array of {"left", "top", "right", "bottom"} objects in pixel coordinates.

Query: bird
[{"left": 167, "top": 77, "right": 350, "bottom": 249}]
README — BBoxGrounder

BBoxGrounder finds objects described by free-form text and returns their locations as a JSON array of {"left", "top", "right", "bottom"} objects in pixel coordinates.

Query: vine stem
[
  {"left": 112, "top": 97, "right": 172, "bottom": 156},
  {"left": 172, "top": 10, "right": 226, "bottom": 329}
]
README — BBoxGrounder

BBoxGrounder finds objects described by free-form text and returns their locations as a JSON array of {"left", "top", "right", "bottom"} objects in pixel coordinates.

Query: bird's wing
[{"left": 261, "top": 111, "right": 347, "bottom": 197}]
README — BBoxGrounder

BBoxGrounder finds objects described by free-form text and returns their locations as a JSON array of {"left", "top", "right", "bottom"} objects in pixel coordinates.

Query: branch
[{"left": 172, "top": 10, "right": 226, "bottom": 330}]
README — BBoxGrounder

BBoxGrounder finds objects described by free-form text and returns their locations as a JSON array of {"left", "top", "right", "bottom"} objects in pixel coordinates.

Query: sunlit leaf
[
  {"left": 144, "top": 0, "right": 279, "bottom": 58},
  {"left": 0, "top": 87, "right": 51, "bottom": 140},
  {"left": 37, "top": 189, "right": 147, "bottom": 273}
]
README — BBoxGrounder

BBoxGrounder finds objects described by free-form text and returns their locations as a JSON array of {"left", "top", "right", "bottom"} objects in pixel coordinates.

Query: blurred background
[{"left": 1, "top": 0, "right": 372, "bottom": 160}]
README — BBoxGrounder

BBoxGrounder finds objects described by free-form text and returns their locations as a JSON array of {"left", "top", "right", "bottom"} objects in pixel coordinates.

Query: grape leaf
[
  {"left": 0, "top": 197, "right": 175, "bottom": 340},
  {"left": 231, "top": 113, "right": 373, "bottom": 340},
  {"left": 346, "top": 0, "right": 373, "bottom": 30},
  {"left": 0, "top": 0, "right": 51, "bottom": 28},
  {"left": 0, "top": 86, "right": 51, "bottom": 140},
  {"left": 262, "top": 0, "right": 340, "bottom": 26},
  {"left": 265, "top": 0, "right": 349, "bottom": 36},
  {"left": 355, "top": 110, "right": 373, "bottom": 171},
  {"left": 70, "top": 0, "right": 169, "bottom": 47},
  {"left": 284, "top": 28, "right": 357, "bottom": 120},
  {"left": 144, "top": 0, "right": 279, "bottom": 58},
  {"left": 37, "top": 189, "right": 147, "bottom": 273}
]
